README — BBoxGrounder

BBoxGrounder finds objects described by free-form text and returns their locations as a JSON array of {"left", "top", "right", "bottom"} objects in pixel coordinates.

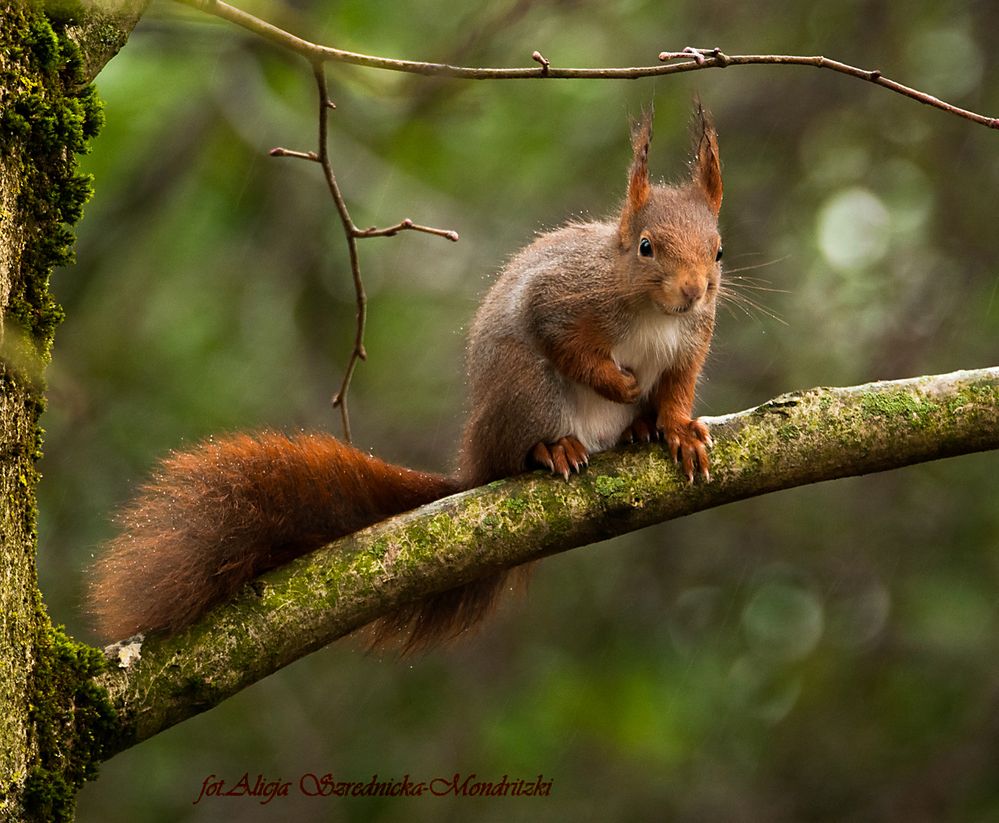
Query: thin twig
[
  {"left": 658, "top": 47, "right": 998, "bottom": 130},
  {"left": 297, "top": 64, "right": 457, "bottom": 440},
  {"left": 268, "top": 147, "right": 318, "bottom": 161},
  {"left": 310, "top": 63, "right": 365, "bottom": 442},
  {"left": 531, "top": 50, "right": 551, "bottom": 76},
  {"left": 177, "top": 0, "right": 999, "bottom": 130},
  {"left": 355, "top": 219, "right": 459, "bottom": 242}
]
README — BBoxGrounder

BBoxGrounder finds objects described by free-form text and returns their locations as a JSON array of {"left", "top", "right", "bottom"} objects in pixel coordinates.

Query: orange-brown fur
[
  {"left": 539, "top": 315, "right": 642, "bottom": 405},
  {"left": 89, "top": 432, "right": 459, "bottom": 640}
]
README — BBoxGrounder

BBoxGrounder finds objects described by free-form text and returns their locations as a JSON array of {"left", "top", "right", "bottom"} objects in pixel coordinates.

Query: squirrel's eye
[
  {"left": 715, "top": 245, "right": 724, "bottom": 262},
  {"left": 639, "top": 237, "right": 653, "bottom": 258}
]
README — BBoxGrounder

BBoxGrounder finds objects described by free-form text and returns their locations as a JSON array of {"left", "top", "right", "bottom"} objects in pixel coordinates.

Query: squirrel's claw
[
  {"left": 531, "top": 436, "right": 589, "bottom": 481},
  {"left": 622, "top": 415, "right": 710, "bottom": 481},
  {"left": 660, "top": 417, "right": 711, "bottom": 482},
  {"left": 530, "top": 442, "right": 556, "bottom": 473},
  {"left": 560, "top": 436, "right": 589, "bottom": 470},
  {"left": 621, "top": 414, "right": 661, "bottom": 445}
]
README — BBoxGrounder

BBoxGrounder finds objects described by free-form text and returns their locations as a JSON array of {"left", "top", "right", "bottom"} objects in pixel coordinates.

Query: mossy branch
[{"left": 94, "top": 366, "right": 999, "bottom": 757}]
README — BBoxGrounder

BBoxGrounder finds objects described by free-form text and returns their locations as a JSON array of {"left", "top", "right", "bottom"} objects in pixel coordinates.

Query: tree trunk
[{"left": 0, "top": 2, "right": 142, "bottom": 819}]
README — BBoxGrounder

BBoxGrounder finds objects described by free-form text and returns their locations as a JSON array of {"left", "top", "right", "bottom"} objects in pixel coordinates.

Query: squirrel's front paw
[
  {"left": 531, "top": 436, "right": 589, "bottom": 481},
  {"left": 657, "top": 415, "right": 712, "bottom": 482},
  {"left": 593, "top": 365, "right": 641, "bottom": 405}
]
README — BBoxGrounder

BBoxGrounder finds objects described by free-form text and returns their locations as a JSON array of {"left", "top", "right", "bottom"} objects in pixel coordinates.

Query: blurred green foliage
[{"left": 34, "top": 0, "right": 999, "bottom": 819}]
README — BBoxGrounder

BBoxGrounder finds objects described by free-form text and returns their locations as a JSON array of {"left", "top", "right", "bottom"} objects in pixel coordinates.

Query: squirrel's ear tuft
[
  {"left": 619, "top": 109, "right": 653, "bottom": 245},
  {"left": 692, "top": 101, "right": 722, "bottom": 216}
]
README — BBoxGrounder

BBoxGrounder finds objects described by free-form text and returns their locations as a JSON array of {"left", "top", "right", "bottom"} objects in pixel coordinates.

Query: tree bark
[
  {"left": 94, "top": 367, "right": 999, "bottom": 758},
  {"left": 0, "top": 2, "right": 144, "bottom": 820},
  {"left": 66, "top": 0, "right": 151, "bottom": 83}
]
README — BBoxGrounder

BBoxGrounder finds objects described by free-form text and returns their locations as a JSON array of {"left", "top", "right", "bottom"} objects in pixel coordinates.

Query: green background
[{"left": 37, "top": 0, "right": 999, "bottom": 819}]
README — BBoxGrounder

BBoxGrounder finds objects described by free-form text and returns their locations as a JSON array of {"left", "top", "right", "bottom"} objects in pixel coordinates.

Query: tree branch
[
  {"left": 65, "top": 0, "right": 151, "bottom": 83},
  {"left": 94, "top": 366, "right": 999, "bottom": 757},
  {"left": 176, "top": 0, "right": 999, "bottom": 130}
]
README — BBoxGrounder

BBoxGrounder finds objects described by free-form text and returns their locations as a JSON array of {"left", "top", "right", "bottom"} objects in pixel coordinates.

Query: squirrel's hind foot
[
  {"left": 620, "top": 414, "right": 662, "bottom": 444},
  {"left": 531, "top": 436, "right": 589, "bottom": 481}
]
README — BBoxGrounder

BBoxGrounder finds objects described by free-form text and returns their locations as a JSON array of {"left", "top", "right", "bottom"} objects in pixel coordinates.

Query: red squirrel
[{"left": 88, "top": 105, "right": 723, "bottom": 649}]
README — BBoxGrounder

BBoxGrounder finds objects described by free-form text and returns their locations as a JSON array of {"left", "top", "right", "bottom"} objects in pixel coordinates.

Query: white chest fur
[
  {"left": 567, "top": 310, "right": 687, "bottom": 453},
  {"left": 610, "top": 308, "right": 687, "bottom": 392}
]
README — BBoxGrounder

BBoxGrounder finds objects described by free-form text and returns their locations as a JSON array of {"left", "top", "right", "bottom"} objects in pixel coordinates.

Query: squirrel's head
[{"left": 618, "top": 104, "right": 723, "bottom": 316}]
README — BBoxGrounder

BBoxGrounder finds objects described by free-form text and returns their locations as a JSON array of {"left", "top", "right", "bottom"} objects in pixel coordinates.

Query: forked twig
[{"left": 270, "top": 64, "right": 458, "bottom": 441}]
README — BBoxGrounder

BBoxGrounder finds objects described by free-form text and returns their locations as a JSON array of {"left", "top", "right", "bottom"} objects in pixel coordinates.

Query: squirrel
[{"left": 87, "top": 104, "right": 723, "bottom": 650}]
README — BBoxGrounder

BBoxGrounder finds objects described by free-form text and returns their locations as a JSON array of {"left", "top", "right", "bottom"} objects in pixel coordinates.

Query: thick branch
[
  {"left": 176, "top": 0, "right": 999, "bottom": 130},
  {"left": 95, "top": 366, "right": 999, "bottom": 757},
  {"left": 65, "top": 0, "right": 151, "bottom": 83}
]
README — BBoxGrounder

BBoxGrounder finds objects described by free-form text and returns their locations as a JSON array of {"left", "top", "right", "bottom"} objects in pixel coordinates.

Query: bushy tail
[{"left": 88, "top": 431, "right": 471, "bottom": 645}]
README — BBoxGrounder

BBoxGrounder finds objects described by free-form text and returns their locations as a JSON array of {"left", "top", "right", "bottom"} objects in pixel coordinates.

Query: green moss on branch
[{"left": 94, "top": 367, "right": 999, "bottom": 755}]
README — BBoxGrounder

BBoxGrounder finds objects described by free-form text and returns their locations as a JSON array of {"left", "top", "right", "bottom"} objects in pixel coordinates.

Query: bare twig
[
  {"left": 355, "top": 219, "right": 460, "bottom": 242},
  {"left": 268, "top": 147, "right": 317, "bottom": 161},
  {"left": 309, "top": 63, "right": 365, "bottom": 441},
  {"left": 278, "top": 63, "right": 458, "bottom": 440},
  {"left": 657, "top": 47, "right": 997, "bottom": 129},
  {"left": 176, "top": 0, "right": 998, "bottom": 129},
  {"left": 531, "top": 50, "right": 551, "bottom": 76}
]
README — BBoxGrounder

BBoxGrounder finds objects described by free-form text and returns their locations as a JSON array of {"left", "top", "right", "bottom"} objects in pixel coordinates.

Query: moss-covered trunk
[{"left": 0, "top": 2, "right": 141, "bottom": 819}]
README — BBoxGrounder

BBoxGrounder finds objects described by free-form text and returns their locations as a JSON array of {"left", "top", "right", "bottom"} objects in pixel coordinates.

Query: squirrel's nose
[{"left": 680, "top": 280, "right": 705, "bottom": 304}]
